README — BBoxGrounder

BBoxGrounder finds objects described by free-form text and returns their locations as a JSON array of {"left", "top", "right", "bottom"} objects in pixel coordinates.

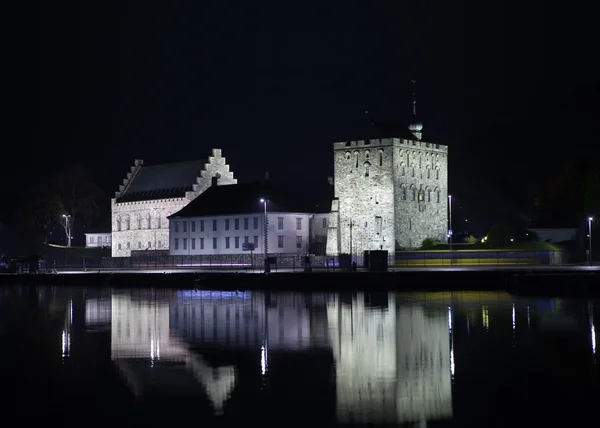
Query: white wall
[
  {"left": 169, "top": 212, "right": 312, "bottom": 256},
  {"left": 85, "top": 233, "right": 112, "bottom": 248}
]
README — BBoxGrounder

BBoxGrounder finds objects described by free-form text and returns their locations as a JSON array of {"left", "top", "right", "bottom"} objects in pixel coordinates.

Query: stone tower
[{"left": 326, "top": 90, "right": 448, "bottom": 258}]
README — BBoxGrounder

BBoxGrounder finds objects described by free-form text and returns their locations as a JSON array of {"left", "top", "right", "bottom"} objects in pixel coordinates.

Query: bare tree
[{"left": 19, "top": 165, "right": 104, "bottom": 247}]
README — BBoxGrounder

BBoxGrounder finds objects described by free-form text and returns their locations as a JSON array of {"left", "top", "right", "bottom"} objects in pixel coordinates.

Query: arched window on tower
[
  {"left": 346, "top": 151, "right": 351, "bottom": 161},
  {"left": 401, "top": 185, "right": 407, "bottom": 200},
  {"left": 354, "top": 151, "right": 359, "bottom": 168},
  {"left": 400, "top": 162, "right": 406, "bottom": 176},
  {"left": 364, "top": 161, "right": 371, "bottom": 177},
  {"left": 365, "top": 149, "right": 370, "bottom": 160},
  {"left": 410, "top": 185, "right": 416, "bottom": 201},
  {"left": 426, "top": 165, "right": 431, "bottom": 179},
  {"left": 411, "top": 164, "right": 416, "bottom": 177},
  {"left": 379, "top": 149, "right": 383, "bottom": 166},
  {"left": 116, "top": 216, "right": 122, "bottom": 232},
  {"left": 146, "top": 213, "right": 151, "bottom": 229},
  {"left": 425, "top": 186, "right": 431, "bottom": 202},
  {"left": 435, "top": 166, "right": 440, "bottom": 180},
  {"left": 435, "top": 187, "right": 440, "bottom": 203},
  {"left": 137, "top": 214, "right": 142, "bottom": 229},
  {"left": 125, "top": 215, "right": 131, "bottom": 230},
  {"left": 418, "top": 189, "right": 425, "bottom": 202}
]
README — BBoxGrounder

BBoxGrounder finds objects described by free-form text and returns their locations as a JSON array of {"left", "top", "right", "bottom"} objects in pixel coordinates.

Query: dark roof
[
  {"left": 169, "top": 182, "right": 333, "bottom": 218},
  {"left": 118, "top": 159, "right": 206, "bottom": 202}
]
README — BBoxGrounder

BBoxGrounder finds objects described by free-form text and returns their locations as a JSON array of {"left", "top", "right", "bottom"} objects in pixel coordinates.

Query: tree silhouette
[{"left": 18, "top": 164, "right": 104, "bottom": 247}]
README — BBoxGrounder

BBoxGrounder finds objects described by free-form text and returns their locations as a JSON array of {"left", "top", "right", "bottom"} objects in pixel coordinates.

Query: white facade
[
  {"left": 85, "top": 233, "right": 112, "bottom": 248},
  {"left": 169, "top": 212, "right": 313, "bottom": 256}
]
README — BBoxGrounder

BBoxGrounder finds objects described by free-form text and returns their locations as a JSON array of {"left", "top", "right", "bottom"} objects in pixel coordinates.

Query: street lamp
[
  {"left": 260, "top": 199, "right": 269, "bottom": 273},
  {"left": 589, "top": 217, "right": 593, "bottom": 264},
  {"left": 448, "top": 195, "right": 452, "bottom": 266}
]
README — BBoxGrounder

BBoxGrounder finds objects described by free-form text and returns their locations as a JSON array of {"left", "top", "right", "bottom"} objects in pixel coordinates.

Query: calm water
[{"left": 1, "top": 286, "right": 598, "bottom": 427}]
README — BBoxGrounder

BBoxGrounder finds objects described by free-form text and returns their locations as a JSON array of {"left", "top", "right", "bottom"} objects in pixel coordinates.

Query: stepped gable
[
  {"left": 169, "top": 181, "right": 333, "bottom": 218},
  {"left": 116, "top": 159, "right": 207, "bottom": 203}
]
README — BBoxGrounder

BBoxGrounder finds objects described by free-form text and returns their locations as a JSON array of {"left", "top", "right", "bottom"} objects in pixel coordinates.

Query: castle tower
[{"left": 326, "top": 83, "right": 448, "bottom": 257}]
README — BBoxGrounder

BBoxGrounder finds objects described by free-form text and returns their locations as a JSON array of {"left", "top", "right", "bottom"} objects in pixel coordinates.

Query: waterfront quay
[{"left": 1, "top": 265, "right": 600, "bottom": 296}]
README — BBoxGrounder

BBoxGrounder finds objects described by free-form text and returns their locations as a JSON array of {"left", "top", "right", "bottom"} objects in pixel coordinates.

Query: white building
[
  {"left": 85, "top": 232, "right": 112, "bottom": 248},
  {"left": 167, "top": 182, "right": 331, "bottom": 257}
]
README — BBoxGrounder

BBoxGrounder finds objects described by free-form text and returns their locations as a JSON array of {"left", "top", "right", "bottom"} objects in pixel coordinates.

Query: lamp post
[
  {"left": 589, "top": 217, "right": 593, "bottom": 264},
  {"left": 448, "top": 195, "right": 452, "bottom": 266},
  {"left": 260, "top": 199, "right": 269, "bottom": 273}
]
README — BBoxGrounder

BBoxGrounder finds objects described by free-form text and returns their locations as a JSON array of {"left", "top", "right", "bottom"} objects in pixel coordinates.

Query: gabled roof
[
  {"left": 168, "top": 181, "right": 333, "bottom": 218},
  {"left": 118, "top": 159, "right": 206, "bottom": 202}
]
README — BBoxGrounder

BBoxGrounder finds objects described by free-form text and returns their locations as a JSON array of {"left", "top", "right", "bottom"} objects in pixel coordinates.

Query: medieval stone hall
[{"left": 111, "top": 149, "right": 236, "bottom": 257}]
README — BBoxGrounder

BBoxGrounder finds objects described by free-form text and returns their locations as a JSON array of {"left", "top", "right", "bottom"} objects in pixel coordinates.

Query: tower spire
[
  {"left": 408, "top": 79, "right": 423, "bottom": 140},
  {"left": 411, "top": 79, "right": 417, "bottom": 118}
]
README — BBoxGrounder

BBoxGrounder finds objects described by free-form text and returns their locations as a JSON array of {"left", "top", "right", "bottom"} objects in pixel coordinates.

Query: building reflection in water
[
  {"left": 110, "top": 291, "right": 236, "bottom": 414},
  {"left": 62, "top": 298, "right": 72, "bottom": 360},
  {"left": 327, "top": 293, "right": 453, "bottom": 425}
]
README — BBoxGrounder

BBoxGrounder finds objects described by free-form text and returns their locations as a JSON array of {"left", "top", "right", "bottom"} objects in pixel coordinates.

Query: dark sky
[{"left": 3, "top": 1, "right": 599, "bottom": 231}]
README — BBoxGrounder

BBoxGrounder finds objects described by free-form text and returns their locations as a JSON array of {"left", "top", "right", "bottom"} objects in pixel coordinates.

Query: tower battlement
[{"left": 334, "top": 138, "right": 448, "bottom": 153}]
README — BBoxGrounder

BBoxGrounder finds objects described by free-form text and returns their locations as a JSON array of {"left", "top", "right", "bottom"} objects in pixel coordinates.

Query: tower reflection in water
[
  {"left": 327, "top": 293, "right": 453, "bottom": 424},
  {"left": 91, "top": 289, "right": 453, "bottom": 423}
]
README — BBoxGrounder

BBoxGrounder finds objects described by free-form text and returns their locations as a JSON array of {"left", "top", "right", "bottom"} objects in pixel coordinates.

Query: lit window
[{"left": 278, "top": 236, "right": 284, "bottom": 248}]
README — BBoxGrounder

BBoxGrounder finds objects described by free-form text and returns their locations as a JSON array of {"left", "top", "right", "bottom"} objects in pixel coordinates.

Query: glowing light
[
  {"left": 512, "top": 304, "right": 515, "bottom": 330},
  {"left": 261, "top": 342, "right": 268, "bottom": 375},
  {"left": 150, "top": 338, "right": 155, "bottom": 361},
  {"left": 482, "top": 306, "right": 489, "bottom": 330}
]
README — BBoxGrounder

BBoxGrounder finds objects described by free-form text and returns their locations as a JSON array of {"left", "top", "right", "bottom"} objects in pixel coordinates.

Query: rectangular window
[
  {"left": 278, "top": 236, "right": 284, "bottom": 248},
  {"left": 183, "top": 221, "right": 187, "bottom": 233},
  {"left": 296, "top": 236, "right": 302, "bottom": 249},
  {"left": 212, "top": 219, "right": 217, "bottom": 231},
  {"left": 191, "top": 238, "right": 196, "bottom": 250},
  {"left": 244, "top": 236, "right": 249, "bottom": 244},
  {"left": 244, "top": 218, "right": 249, "bottom": 230},
  {"left": 200, "top": 220, "right": 204, "bottom": 232},
  {"left": 200, "top": 238, "right": 204, "bottom": 250},
  {"left": 174, "top": 222, "right": 179, "bottom": 233},
  {"left": 183, "top": 238, "right": 187, "bottom": 250},
  {"left": 234, "top": 218, "right": 239, "bottom": 230},
  {"left": 278, "top": 217, "right": 284, "bottom": 230},
  {"left": 212, "top": 237, "right": 217, "bottom": 249},
  {"left": 322, "top": 218, "right": 327, "bottom": 228},
  {"left": 253, "top": 236, "right": 259, "bottom": 247},
  {"left": 174, "top": 238, "right": 179, "bottom": 250},
  {"left": 225, "top": 237, "right": 230, "bottom": 249},
  {"left": 225, "top": 219, "right": 230, "bottom": 230},
  {"left": 234, "top": 237, "right": 239, "bottom": 249},
  {"left": 375, "top": 216, "right": 383, "bottom": 234},
  {"left": 296, "top": 218, "right": 302, "bottom": 230},
  {"left": 191, "top": 221, "right": 196, "bottom": 232},
  {"left": 253, "top": 217, "right": 259, "bottom": 229}
]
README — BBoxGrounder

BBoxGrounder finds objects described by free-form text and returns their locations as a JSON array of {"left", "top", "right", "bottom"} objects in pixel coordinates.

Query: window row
[
  {"left": 88, "top": 236, "right": 111, "bottom": 244},
  {"left": 173, "top": 235, "right": 303, "bottom": 250},
  {"left": 115, "top": 213, "right": 164, "bottom": 232},
  {"left": 398, "top": 163, "right": 440, "bottom": 179},
  {"left": 117, "top": 240, "right": 163, "bottom": 251},
  {"left": 399, "top": 186, "right": 442, "bottom": 202},
  {"left": 346, "top": 149, "right": 385, "bottom": 168},
  {"left": 173, "top": 217, "right": 304, "bottom": 233}
]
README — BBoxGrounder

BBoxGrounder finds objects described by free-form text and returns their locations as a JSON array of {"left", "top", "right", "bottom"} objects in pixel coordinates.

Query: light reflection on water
[{"left": 1, "top": 287, "right": 599, "bottom": 426}]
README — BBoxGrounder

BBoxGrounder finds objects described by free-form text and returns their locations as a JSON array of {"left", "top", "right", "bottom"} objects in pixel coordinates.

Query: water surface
[{"left": 1, "top": 286, "right": 598, "bottom": 427}]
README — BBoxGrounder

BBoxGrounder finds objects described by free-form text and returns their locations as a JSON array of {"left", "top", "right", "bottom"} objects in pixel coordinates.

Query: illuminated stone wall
[{"left": 327, "top": 137, "right": 448, "bottom": 255}]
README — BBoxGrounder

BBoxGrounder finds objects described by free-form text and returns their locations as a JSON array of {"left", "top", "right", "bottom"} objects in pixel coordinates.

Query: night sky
[{"left": 4, "top": 1, "right": 599, "bottom": 233}]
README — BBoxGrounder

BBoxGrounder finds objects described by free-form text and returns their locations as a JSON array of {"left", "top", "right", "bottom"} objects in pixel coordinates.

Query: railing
[{"left": 394, "top": 250, "right": 569, "bottom": 267}]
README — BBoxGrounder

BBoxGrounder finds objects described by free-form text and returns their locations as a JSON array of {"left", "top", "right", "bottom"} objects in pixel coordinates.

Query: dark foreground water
[{"left": 1, "top": 286, "right": 598, "bottom": 427}]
